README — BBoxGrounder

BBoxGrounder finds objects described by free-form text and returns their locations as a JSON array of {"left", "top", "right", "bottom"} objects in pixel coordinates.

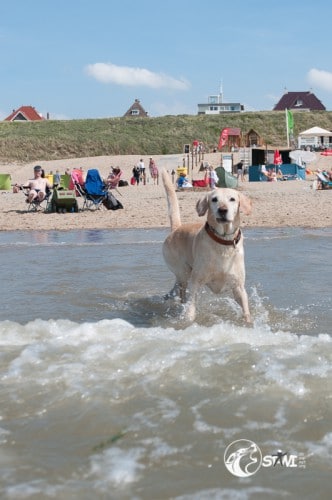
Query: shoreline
[{"left": 1, "top": 153, "right": 331, "bottom": 231}]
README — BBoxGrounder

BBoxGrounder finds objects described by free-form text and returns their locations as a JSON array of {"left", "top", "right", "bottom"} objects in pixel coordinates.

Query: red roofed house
[
  {"left": 4, "top": 105, "right": 45, "bottom": 121},
  {"left": 273, "top": 91, "right": 326, "bottom": 111}
]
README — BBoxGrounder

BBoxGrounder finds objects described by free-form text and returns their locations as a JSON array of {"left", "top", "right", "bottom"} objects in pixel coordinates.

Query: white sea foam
[{"left": 0, "top": 227, "right": 331, "bottom": 497}]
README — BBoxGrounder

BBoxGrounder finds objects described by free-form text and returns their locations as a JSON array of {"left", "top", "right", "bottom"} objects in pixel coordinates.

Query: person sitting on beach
[
  {"left": 267, "top": 169, "right": 277, "bottom": 182},
  {"left": 106, "top": 167, "right": 123, "bottom": 189},
  {"left": 24, "top": 165, "right": 52, "bottom": 203},
  {"left": 177, "top": 172, "right": 192, "bottom": 189},
  {"left": 322, "top": 169, "right": 332, "bottom": 181},
  {"left": 276, "top": 167, "right": 284, "bottom": 180}
]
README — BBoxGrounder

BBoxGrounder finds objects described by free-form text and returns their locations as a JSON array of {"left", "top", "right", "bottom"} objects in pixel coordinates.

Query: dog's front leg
[
  {"left": 232, "top": 284, "right": 251, "bottom": 323},
  {"left": 182, "top": 296, "right": 197, "bottom": 322},
  {"left": 182, "top": 274, "right": 204, "bottom": 322}
]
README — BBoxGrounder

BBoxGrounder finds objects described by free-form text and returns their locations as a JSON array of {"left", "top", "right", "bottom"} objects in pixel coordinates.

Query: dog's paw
[
  {"left": 180, "top": 303, "right": 196, "bottom": 323},
  {"left": 243, "top": 313, "right": 253, "bottom": 327}
]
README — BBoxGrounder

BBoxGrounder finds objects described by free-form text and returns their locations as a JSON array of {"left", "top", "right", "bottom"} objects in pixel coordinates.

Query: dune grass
[{"left": 1, "top": 111, "right": 332, "bottom": 162}]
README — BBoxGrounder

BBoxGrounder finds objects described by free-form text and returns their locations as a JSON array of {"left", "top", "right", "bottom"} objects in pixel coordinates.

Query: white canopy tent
[{"left": 298, "top": 126, "right": 332, "bottom": 149}]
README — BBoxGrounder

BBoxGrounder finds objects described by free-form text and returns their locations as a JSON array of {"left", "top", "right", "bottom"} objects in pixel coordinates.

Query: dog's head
[{"left": 196, "top": 188, "right": 252, "bottom": 228}]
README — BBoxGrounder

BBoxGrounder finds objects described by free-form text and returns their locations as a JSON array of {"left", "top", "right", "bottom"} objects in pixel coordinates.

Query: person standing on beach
[
  {"left": 236, "top": 161, "right": 244, "bottom": 181},
  {"left": 148, "top": 158, "right": 155, "bottom": 179},
  {"left": 132, "top": 165, "right": 140, "bottom": 185},
  {"left": 138, "top": 159, "right": 146, "bottom": 185},
  {"left": 54, "top": 170, "right": 61, "bottom": 185},
  {"left": 149, "top": 158, "right": 159, "bottom": 185},
  {"left": 208, "top": 166, "right": 219, "bottom": 189},
  {"left": 138, "top": 159, "right": 145, "bottom": 175}
]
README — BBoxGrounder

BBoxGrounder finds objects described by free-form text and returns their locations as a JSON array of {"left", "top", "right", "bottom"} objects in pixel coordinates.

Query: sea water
[{"left": 0, "top": 227, "right": 331, "bottom": 500}]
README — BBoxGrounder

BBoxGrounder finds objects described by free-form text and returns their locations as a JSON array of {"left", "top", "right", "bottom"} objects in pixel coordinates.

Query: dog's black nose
[{"left": 218, "top": 207, "right": 228, "bottom": 216}]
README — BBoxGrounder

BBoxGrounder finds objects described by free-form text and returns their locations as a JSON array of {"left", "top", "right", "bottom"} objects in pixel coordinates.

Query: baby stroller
[{"left": 76, "top": 169, "right": 109, "bottom": 210}]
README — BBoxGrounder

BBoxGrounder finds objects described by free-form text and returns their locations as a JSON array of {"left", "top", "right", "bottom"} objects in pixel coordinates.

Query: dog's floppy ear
[
  {"left": 196, "top": 194, "right": 209, "bottom": 216},
  {"left": 239, "top": 193, "right": 252, "bottom": 215}
]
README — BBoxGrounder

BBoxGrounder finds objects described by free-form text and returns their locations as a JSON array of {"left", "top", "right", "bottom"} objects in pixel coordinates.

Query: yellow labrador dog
[{"left": 162, "top": 170, "right": 252, "bottom": 323}]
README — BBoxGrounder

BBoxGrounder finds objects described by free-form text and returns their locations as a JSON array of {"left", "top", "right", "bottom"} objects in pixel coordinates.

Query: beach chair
[
  {"left": 69, "top": 168, "right": 85, "bottom": 196},
  {"left": 77, "top": 169, "right": 108, "bottom": 210},
  {"left": 316, "top": 172, "right": 332, "bottom": 190},
  {"left": 0, "top": 174, "right": 12, "bottom": 191},
  {"left": 106, "top": 168, "right": 123, "bottom": 190},
  {"left": 22, "top": 185, "right": 53, "bottom": 212}
]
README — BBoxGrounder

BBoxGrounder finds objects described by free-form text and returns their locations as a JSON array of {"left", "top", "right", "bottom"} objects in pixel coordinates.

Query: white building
[{"left": 197, "top": 86, "right": 244, "bottom": 115}]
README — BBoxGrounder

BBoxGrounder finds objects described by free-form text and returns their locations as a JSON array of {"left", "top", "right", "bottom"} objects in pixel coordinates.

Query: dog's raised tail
[{"left": 161, "top": 169, "right": 181, "bottom": 231}]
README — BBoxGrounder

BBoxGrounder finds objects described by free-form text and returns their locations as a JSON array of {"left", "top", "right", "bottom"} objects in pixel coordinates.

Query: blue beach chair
[{"left": 78, "top": 169, "right": 108, "bottom": 210}]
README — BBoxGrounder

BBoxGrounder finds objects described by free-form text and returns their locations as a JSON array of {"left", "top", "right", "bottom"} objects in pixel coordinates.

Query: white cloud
[
  {"left": 308, "top": 68, "right": 332, "bottom": 92},
  {"left": 85, "top": 62, "right": 190, "bottom": 91}
]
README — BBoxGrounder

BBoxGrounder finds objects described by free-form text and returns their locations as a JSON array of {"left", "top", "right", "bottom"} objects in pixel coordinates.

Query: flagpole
[{"left": 285, "top": 108, "right": 289, "bottom": 147}]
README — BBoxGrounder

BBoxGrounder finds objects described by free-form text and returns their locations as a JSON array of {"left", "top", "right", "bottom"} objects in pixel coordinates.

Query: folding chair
[
  {"left": 23, "top": 186, "right": 53, "bottom": 212},
  {"left": 316, "top": 172, "right": 332, "bottom": 190},
  {"left": 77, "top": 169, "right": 108, "bottom": 210}
]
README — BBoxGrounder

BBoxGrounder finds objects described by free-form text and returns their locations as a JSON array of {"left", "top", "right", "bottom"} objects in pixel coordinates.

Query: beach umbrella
[
  {"left": 273, "top": 149, "right": 282, "bottom": 165},
  {"left": 289, "top": 150, "right": 316, "bottom": 166}
]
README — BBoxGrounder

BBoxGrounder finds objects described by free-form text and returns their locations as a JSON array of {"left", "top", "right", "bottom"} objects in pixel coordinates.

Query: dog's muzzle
[{"left": 216, "top": 208, "right": 228, "bottom": 222}]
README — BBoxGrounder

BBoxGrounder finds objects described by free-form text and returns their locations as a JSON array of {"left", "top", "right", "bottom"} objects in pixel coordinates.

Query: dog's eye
[
  {"left": 229, "top": 197, "right": 236, "bottom": 202},
  {"left": 211, "top": 196, "right": 218, "bottom": 203}
]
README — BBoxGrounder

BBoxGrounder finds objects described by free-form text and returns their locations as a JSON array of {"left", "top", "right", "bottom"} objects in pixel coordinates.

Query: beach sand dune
[{"left": 0, "top": 153, "right": 331, "bottom": 231}]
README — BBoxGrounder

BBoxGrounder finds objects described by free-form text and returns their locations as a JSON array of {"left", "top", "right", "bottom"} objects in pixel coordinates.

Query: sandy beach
[{"left": 0, "top": 152, "right": 331, "bottom": 231}]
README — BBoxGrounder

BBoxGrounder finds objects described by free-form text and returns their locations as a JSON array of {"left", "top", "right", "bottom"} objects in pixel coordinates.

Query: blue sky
[{"left": 1, "top": 0, "right": 332, "bottom": 120}]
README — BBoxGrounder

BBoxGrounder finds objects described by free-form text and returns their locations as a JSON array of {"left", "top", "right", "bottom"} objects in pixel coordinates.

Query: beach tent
[
  {"left": 215, "top": 166, "right": 238, "bottom": 188},
  {"left": 298, "top": 126, "right": 332, "bottom": 149}
]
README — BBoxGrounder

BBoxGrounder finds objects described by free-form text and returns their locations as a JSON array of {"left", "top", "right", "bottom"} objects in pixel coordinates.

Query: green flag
[{"left": 287, "top": 109, "right": 294, "bottom": 134}]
